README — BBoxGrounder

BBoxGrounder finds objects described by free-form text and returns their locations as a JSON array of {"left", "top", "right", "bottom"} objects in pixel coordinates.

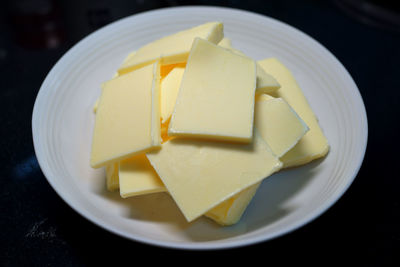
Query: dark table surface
[{"left": 1, "top": 0, "right": 399, "bottom": 265}]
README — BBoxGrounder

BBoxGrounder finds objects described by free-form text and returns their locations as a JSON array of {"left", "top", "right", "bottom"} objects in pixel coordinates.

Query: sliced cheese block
[
  {"left": 119, "top": 154, "right": 166, "bottom": 198},
  {"left": 161, "top": 67, "right": 185, "bottom": 123},
  {"left": 218, "top": 38, "right": 280, "bottom": 94},
  {"left": 169, "top": 37, "right": 257, "bottom": 143},
  {"left": 106, "top": 163, "right": 119, "bottom": 191},
  {"left": 90, "top": 62, "right": 161, "bottom": 168},
  {"left": 118, "top": 22, "right": 223, "bottom": 75},
  {"left": 205, "top": 95, "right": 309, "bottom": 225},
  {"left": 146, "top": 131, "right": 282, "bottom": 222},
  {"left": 258, "top": 58, "right": 329, "bottom": 167}
]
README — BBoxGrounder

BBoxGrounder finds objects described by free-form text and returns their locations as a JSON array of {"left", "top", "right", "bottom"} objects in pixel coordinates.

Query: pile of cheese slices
[{"left": 90, "top": 22, "right": 329, "bottom": 226}]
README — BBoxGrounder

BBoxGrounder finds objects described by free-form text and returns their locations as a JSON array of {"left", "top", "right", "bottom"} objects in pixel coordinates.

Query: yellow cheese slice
[
  {"left": 105, "top": 163, "right": 119, "bottom": 191},
  {"left": 118, "top": 22, "right": 223, "bottom": 75},
  {"left": 205, "top": 95, "right": 309, "bottom": 225},
  {"left": 169, "top": 37, "right": 257, "bottom": 143},
  {"left": 255, "top": 94, "right": 309, "bottom": 157},
  {"left": 218, "top": 38, "right": 280, "bottom": 94},
  {"left": 161, "top": 67, "right": 185, "bottom": 123},
  {"left": 90, "top": 62, "right": 161, "bottom": 168},
  {"left": 258, "top": 58, "right": 329, "bottom": 167},
  {"left": 146, "top": 131, "right": 282, "bottom": 222},
  {"left": 205, "top": 183, "right": 260, "bottom": 226},
  {"left": 119, "top": 154, "right": 166, "bottom": 198}
]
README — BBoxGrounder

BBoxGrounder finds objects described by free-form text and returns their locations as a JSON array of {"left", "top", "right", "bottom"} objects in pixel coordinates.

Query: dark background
[{"left": 1, "top": 0, "right": 399, "bottom": 265}]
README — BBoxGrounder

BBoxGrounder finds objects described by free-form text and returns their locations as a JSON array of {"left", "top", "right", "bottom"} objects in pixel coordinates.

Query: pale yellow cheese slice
[
  {"left": 169, "top": 37, "right": 257, "bottom": 143},
  {"left": 161, "top": 67, "right": 185, "bottom": 123},
  {"left": 106, "top": 163, "right": 119, "bottom": 191},
  {"left": 255, "top": 94, "right": 309, "bottom": 157},
  {"left": 146, "top": 131, "right": 282, "bottom": 222},
  {"left": 90, "top": 62, "right": 161, "bottom": 168},
  {"left": 119, "top": 154, "right": 166, "bottom": 198},
  {"left": 205, "top": 95, "right": 309, "bottom": 225},
  {"left": 258, "top": 58, "right": 329, "bottom": 167},
  {"left": 218, "top": 38, "right": 280, "bottom": 94},
  {"left": 205, "top": 183, "right": 260, "bottom": 226},
  {"left": 118, "top": 22, "right": 223, "bottom": 75}
]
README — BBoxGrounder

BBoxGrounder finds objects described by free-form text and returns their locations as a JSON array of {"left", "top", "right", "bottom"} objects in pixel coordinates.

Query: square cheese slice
[
  {"left": 146, "top": 131, "right": 282, "bottom": 222},
  {"left": 258, "top": 58, "right": 329, "bottom": 167},
  {"left": 118, "top": 22, "right": 223, "bottom": 75},
  {"left": 90, "top": 62, "right": 161, "bottom": 168},
  {"left": 218, "top": 38, "right": 280, "bottom": 94},
  {"left": 119, "top": 155, "right": 166, "bottom": 198},
  {"left": 169, "top": 37, "right": 257, "bottom": 142}
]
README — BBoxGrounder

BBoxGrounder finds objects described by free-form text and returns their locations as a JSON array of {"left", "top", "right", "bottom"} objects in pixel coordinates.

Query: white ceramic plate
[{"left": 32, "top": 6, "right": 368, "bottom": 250}]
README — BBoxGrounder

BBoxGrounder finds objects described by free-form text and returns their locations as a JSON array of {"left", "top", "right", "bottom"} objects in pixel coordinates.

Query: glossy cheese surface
[
  {"left": 169, "top": 38, "right": 257, "bottom": 142},
  {"left": 146, "top": 132, "right": 282, "bottom": 222}
]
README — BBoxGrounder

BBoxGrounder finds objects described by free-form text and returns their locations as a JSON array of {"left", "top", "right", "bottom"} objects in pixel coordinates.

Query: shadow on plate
[{"left": 90, "top": 157, "right": 325, "bottom": 241}]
